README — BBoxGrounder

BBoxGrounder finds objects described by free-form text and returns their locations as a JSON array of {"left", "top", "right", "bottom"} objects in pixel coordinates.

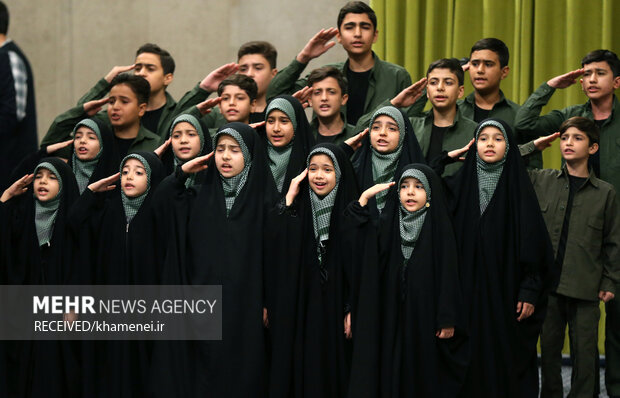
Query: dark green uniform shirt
[{"left": 310, "top": 112, "right": 356, "bottom": 146}]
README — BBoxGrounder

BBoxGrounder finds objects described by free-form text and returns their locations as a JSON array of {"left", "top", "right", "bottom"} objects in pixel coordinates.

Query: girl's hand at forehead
[
  {"left": 154, "top": 137, "right": 172, "bottom": 158},
  {"left": 181, "top": 152, "right": 214, "bottom": 174},
  {"left": 358, "top": 181, "right": 395, "bottom": 207},
  {"left": 1, "top": 174, "right": 34, "bottom": 202},
  {"left": 345, "top": 128, "right": 368, "bottom": 152},
  {"left": 87, "top": 172, "right": 120, "bottom": 193},
  {"left": 46, "top": 139, "right": 75, "bottom": 154},
  {"left": 285, "top": 168, "right": 308, "bottom": 206}
]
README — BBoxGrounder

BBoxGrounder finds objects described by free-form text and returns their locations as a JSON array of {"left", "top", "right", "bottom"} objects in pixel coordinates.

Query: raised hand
[
  {"left": 46, "top": 139, "right": 75, "bottom": 154},
  {"left": 547, "top": 68, "right": 585, "bottom": 89},
  {"left": 1, "top": 174, "right": 34, "bottom": 202},
  {"left": 292, "top": 86, "right": 313, "bottom": 109},
  {"left": 296, "top": 28, "right": 338, "bottom": 64},
  {"left": 199, "top": 63, "right": 240, "bottom": 92},
  {"left": 344, "top": 128, "right": 369, "bottom": 152},
  {"left": 344, "top": 313, "right": 352, "bottom": 339},
  {"left": 436, "top": 327, "right": 455, "bottom": 339},
  {"left": 196, "top": 97, "right": 222, "bottom": 115},
  {"left": 516, "top": 301, "right": 535, "bottom": 321},
  {"left": 533, "top": 132, "right": 560, "bottom": 151},
  {"left": 154, "top": 137, "right": 172, "bottom": 158},
  {"left": 249, "top": 121, "right": 266, "bottom": 130},
  {"left": 390, "top": 77, "right": 428, "bottom": 108},
  {"left": 83, "top": 97, "right": 109, "bottom": 116},
  {"left": 181, "top": 152, "right": 214, "bottom": 174},
  {"left": 358, "top": 181, "right": 395, "bottom": 206},
  {"left": 104, "top": 64, "right": 136, "bottom": 83},
  {"left": 285, "top": 168, "right": 308, "bottom": 206},
  {"left": 448, "top": 138, "right": 474, "bottom": 161},
  {"left": 88, "top": 173, "right": 120, "bottom": 193}
]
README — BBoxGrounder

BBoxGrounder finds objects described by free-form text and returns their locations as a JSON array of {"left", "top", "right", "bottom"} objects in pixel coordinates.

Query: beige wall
[{"left": 4, "top": 0, "right": 364, "bottom": 141}]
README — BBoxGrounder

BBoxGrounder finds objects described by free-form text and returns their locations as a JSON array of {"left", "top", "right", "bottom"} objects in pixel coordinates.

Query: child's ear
[
  {"left": 163, "top": 73, "right": 174, "bottom": 87},
  {"left": 138, "top": 102, "right": 147, "bottom": 118},
  {"left": 457, "top": 85, "right": 465, "bottom": 99},
  {"left": 250, "top": 99, "right": 257, "bottom": 113},
  {"left": 589, "top": 142, "right": 599, "bottom": 155},
  {"left": 613, "top": 75, "right": 620, "bottom": 90},
  {"left": 500, "top": 66, "right": 510, "bottom": 80},
  {"left": 341, "top": 93, "right": 349, "bottom": 106},
  {"left": 270, "top": 68, "right": 278, "bottom": 79}
]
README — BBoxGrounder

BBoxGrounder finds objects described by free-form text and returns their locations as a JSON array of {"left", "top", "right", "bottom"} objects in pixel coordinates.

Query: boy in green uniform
[
  {"left": 266, "top": 1, "right": 420, "bottom": 126},
  {"left": 519, "top": 117, "right": 620, "bottom": 398},
  {"left": 306, "top": 66, "right": 355, "bottom": 145}
]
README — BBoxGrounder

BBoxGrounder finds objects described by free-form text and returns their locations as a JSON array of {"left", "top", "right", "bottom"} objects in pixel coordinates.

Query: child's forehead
[
  {"left": 309, "top": 153, "right": 334, "bottom": 165},
  {"left": 340, "top": 12, "right": 373, "bottom": 26},
  {"left": 216, "top": 134, "right": 240, "bottom": 146},
  {"left": 221, "top": 84, "right": 247, "bottom": 95},
  {"left": 469, "top": 49, "right": 500, "bottom": 63},
  {"left": 123, "top": 158, "right": 146, "bottom": 168},
  {"left": 312, "top": 77, "right": 341, "bottom": 89},
  {"left": 109, "top": 83, "right": 137, "bottom": 99},
  {"left": 479, "top": 126, "right": 503, "bottom": 135},
  {"left": 400, "top": 176, "right": 421, "bottom": 185},
  {"left": 36, "top": 167, "right": 56, "bottom": 176},
  {"left": 427, "top": 68, "right": 458, "bottom": 80},
  {"left": 238, "top": 53, "right": 269, "bottom": 65},
  {"left": 134, "top": 52, "right": 162, "bottom": 67},
  {"left": 583, "top": 61, "right": 612, "bottom": 72},
  {"left": 76, "top": 125, "right": 96, "bottom": 134},
  {"left": 373, "top": 114, "right": 397, "bottom": 124}
]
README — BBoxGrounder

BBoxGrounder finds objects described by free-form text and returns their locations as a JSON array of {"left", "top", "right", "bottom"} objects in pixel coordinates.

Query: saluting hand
[
  {"left": 154, "top": 138, "right": 172, "bottom": 158},
  {"left": 83, "top": 97, "right": 109, "bottom": 116},
  {"left": 390, "top": 77, "right": 428, "bottom": 108},
  {"left": 285, "top": 168, "right": 308, "bottom": 206},
  {"left": 292, "top": 86, "right": 313, "bottom": 109},
  {"left": 88, "top": 172, "right": 120, "bottom": 193},
  {"left": 1, "top": 174, "right": 34, "bottom": 202},
  {"left": 358, "top": 182, "right": 395, "bottom": 207},
  {"left": 547, "top": 68, "right": 585, "bottom": 89},
  {"left": 199, "top": 63, "right": 240, "bottom": 92},
  {"left": 296, "top": 28, "right": 338, "bottom": 64},
  {"left": 46, "top": 139, "right": 75, "bottom": 154},
  {"left": 181, "top": 152, "right": 214, "bottom": 174},
  {"left": 533, "top": 132, "right": 560, "bottom": 152},
  {"left": 448, "top": 138, "right": 474, "bottom": 161},
  {"left": 104, "top": 64, "right": 136, "bottom": 83},
  {"left": 345, "top": 128, "right": 369, "bottom": 152},
  {"left": 196, "top": 97, "right": 222, "bottom": 115}
]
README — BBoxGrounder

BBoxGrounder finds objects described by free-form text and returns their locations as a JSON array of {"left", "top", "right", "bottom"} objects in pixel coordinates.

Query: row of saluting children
[{"left": 3, "top": 91, "right": 578, "bottom": 398}]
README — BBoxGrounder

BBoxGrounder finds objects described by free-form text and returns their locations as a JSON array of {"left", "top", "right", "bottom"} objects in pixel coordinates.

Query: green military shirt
[
  {"left": 520, "top": 145, "right": 620, "bottom": 301},
  {"left": 515, "top": 83, "right": 620, "bottom": 191},
  {"left": 77, "top": 78, "right": 210, "bottom": 139},
  {"left": 40, "top": 104, "right": 161, "bottom": 157},
  {"left": 310, "top": 112, "right": 356, "bottom": 146},
  {"left": 459, "top": 90, "right": 521, "bottom": 125}
]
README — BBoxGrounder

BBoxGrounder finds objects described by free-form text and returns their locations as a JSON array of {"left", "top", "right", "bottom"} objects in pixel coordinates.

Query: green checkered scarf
[
  {"left": 369, "top": 106, "right": 406, "bottom": 211},
  {"left": 266, "top": 98, "right": 297, "bottom": 193},
  {"left": 71, "top": 119, "right": 102, "bottom": 194},
  {"left": 214, "top": 128, "right": 252, "bottom": 216},
  {"left": 170, "top": 114, "right": 205, "bottom": 189},
  {"left": 120, "top": 154, "right": 152, "bottom": 224},
  {"left": 398, "top": 169, "right": 430, "bottom": 261},
  {"left": 475, "top": 120, "right": 509, "bottom": 215},
  {"left": 33, "top": 162, "right": 63, "bottom": 247},
  {"left": 307, "top": 148, "right": 341, "bottom": 263}
]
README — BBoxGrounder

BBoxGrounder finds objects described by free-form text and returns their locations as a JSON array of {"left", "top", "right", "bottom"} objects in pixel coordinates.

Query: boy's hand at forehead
[
  {"left": 390, "top": 77, "right": 428, "bottom": 108},
  {"left": 181, "top": 152, "right": 214, "bottom": 174},
  {"left": 293, "top": 86, "right": 313, "bottom": 109},
  {"left": 296, "top": 28, "right": 339, "bottom": 65},
  {"left": 104, "top": 64, "right": 136, "bottom": 83},
  {"left": 83, "top": 97, "right": 109, "bottom": 116},
  {"left": 196, "top": 97, "right": 222, "bottom": 115},
  {"left": 533, "top": 132, "right": 560, "bottom": 152},
  {"left": 199, "top": 63, "right": 240, "bottom": 93},
  {"left": 547, "top": 68, "right": 585, "bottom": 89}
]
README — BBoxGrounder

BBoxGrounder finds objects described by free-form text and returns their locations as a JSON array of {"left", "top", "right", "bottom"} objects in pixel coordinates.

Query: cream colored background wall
[{"left": 4, "top": 0, "right": 363, "bottom": 141}]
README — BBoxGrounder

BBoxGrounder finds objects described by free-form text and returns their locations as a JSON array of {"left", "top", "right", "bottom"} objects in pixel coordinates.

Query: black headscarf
[
  {"left": 444, "top": 118, "right": 553, "bottom": 398},
  {"left": 351, "top": 106, "right": 425, "bottom": 224}
]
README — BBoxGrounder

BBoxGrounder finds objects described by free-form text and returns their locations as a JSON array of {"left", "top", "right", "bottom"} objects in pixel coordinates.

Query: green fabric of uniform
[
  {"left": 369, "top": 106, "right": 406, "bottom": 211},
  {"left": 398, "top": 168, "right": 430, "bottom": 261},
  {"left": 214, "top": 128, "right": 252, "bottom": 216},
  {"left": 265, "top": 98, "right": 297, "bottom": 192},
  {"left": 170, "top": 114, "right": 206, "bottom": 188},
  {"left": 307, "top": 147, "right": 341, "bottom": 263},
  {"left": 71, "top": 119, "right": 103, "bottom": 193},
  {"left": 310, "top": 112, "right": 357, "bottom": 146},
  {"left": 475, "top": 119, "right": 510, "bottom": 214},
  {"left": 120, "top": 154, "right": 152, "bottom": 224},
  {"left": 33, "top": 162, "right": 63, "bottom": 247},
  {"left": 370, "top": 0, "right": 620, "bottom": 170}
]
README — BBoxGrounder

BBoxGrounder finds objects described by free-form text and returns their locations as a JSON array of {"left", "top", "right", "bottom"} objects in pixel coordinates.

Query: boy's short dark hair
[
  {"left": 470, "top": 38, "right": 510, "bottom": 68},
  {"left": 0, "top": 1, "right": 9, "bottom": 35},
  {"left": 217, "top": 74, "right": 258, "bottom": 101},
  {"left": 136, "top": 43, "right": 175, "bottom": 75},
  {"left": 582, "top": 49, "right": 620, "bottom": 78},
  {"left": 307, "top": 66, "right": 348, "bottom": 95},
  {"left": 427, "top": 58, "right": 465, "bottom": 86},
  {"left": 110, "top": 73, "right": 150, "bottom": 105},
  {"left": 237, "top": 41, "right": 277, "bottom": 69},
  {"left": 337, "top": 1, "right": 377, "bottom": 31},
  {"left": 559, "top": 116, "right": 600, "bottom": 145}
]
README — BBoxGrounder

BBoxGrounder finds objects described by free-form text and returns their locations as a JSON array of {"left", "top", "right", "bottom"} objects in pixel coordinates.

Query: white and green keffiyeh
[
  {"left": 33, "top": 162, "right": 63, "bottom": 246},
  {"left": 398, "top": 168, "right": 430, "bottom": 261},
  {"left": 266, "top": 98, "right": 297, "bottom": 192},
  {"left": 475, "top": 120, "right": 510, "bottom": 215},
  {"left": 170, "top": 114, "right": 206, "bottom": 188},
  {"left": 307, "top": 147, "right": 341, "bottom": 262},
  {"left": 214, "top": 128, "right": 252, "bottom": 216},
  {"left": 71, "top": 119, "right": 102, "bottom": 194},
  {"left": 369, "top": 106, "right": 406, "bottom": 211},
  {"left": 120, "top": 154, "right": 152, "bottom": 224}
]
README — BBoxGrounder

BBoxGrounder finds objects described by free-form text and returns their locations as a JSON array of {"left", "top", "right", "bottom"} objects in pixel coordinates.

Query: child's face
[
  {"left": 337, "top": 13, "right": 377, "bottom": 56},
  {"left": 134, "top": 52, "right": 173, "bottom": 94},
  {"left": 220, "top": 85, "right": 255, "bottom": 124},
  {"left": 238, "top": 54, "right": 277, "bottom": 98},
  {"left": 309, "top": 77, "right": 348, "bottom": 120},
  {"left": 171, "top": 122, "right": 201, "bottom": 161},
  {"left": 476, "top": 126, "right": 507, "bottom": 163},
  {"left": 399, "top": 177, "right": 427, "bottom": 212},
  {"left": 215, "top": 135, "right": 245, "bottom": 178},
  {"left": 427, "top": 68, "right": 464, "bottom": 111},
  {"left": 121, "top": 158, "right": 148, "bottom": 198},
  {"left": 370, "top": 115, "right": 400, "bottom": 153},
  {"left": 580, "top": 61, "right": 620, "bottom": 101},
  {"left": 266, "top": 110, "right": 295, "bottom": 147},
  {"left": 468, "top": 49, "right": 508, "bottom": 94},
  {"left": 73, "top": 126, "right": 101, "bottom": 161},
  {"left": 308, "top": 154, "right": 337, "bottom": 197},
  {"left": 560, "top": 127, "right": 599, "bottom": 161},
  {"left": 108, "top": 84, "right": 146, "bottom": 130},
  {"left": 33, "top": 168, "right": 60, "bottom": 202}
]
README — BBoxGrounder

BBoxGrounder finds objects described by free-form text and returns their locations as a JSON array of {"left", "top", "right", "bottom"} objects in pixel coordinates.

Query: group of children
[{"left": 1, "top": 1, "right": 619, "bottom": 397}]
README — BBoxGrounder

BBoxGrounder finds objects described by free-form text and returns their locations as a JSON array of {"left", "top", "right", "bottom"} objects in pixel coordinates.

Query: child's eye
[{"left": 415, "top": 184, "right": 424, "bottom": 189}]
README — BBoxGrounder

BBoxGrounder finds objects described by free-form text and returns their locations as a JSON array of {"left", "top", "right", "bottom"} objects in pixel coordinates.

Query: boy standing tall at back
[{"left": 267, "top": 1, "right": 416, "bottom": 126}]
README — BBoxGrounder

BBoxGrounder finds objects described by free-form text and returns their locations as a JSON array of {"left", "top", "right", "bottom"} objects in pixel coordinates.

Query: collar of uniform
[
  {"left": 342, "top": 51, "right": 380, "bottom": 79},
  {"left": 584, "top": 94, "right": 619, "bottom": 125},
  {"left": 464, "top": 89, "right": 508, "bottom": 107},
  {"left": 311, "top": 111, "right": 348, "bottom": 136},
  {"left": 423, "top": 104, "right": 462, "bottom": 129},
  {"left": 559, "top": 163, "right": 600, "bottom": 188}
]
